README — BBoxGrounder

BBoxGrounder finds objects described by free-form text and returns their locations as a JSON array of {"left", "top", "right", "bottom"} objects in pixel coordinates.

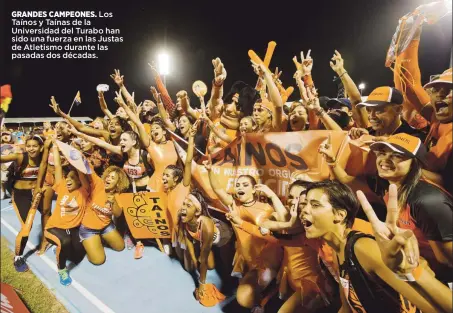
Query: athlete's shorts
[{"left": 79, "top": 223, "right": 116, "bottom": 241}]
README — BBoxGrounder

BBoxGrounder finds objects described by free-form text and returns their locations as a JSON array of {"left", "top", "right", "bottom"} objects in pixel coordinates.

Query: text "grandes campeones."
[{"left": 11, "top": 11, "right": 113, "bottom": 18}]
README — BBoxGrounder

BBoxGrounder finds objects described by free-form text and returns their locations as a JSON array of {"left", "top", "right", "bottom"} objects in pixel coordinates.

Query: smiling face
[
  {"left": 162, "top": 168, "right": 178, "bottom": 192},
  {"left": 366, "top": 104, "right": 402, "bottom": 132},
  {"left": 108, "top": 118, "right": 123, "bottom": 140},
  {"left": 234, "top": 176, "right": 255, "bottom": 203},
  {"left": 179, "top": 196, "right": 200, "bottom": 223},
  {"left": 119, "top": 133, "right": 136, "bottom": 153},
  {"left": 299, "top": 188, "right": 338, "bottom": 239},
  {"left": 151, "top": 123, "right": 166, "bottom": 143},
  {"left": 374, "top": 147, "right": 412, "bottom": 182},
  {"left": 25, "top": 139, "right": 42, "bottom": 158},
  {"left": 178, "top": 116, "right": 191, "bottom": 137},
  {"left": 104, "top": 171, "right": 119, "bottom": 192},
  {"left": 65, "top": 170, "right": 82, "bottom": 192},
  {"left": 289, "top": 104, "right": 308, "bottom": 131},
  {"left": 239, "top": 117, "right": 254, "bottom": 133},
  {"left": 429, "top": 84, "right": 452, "bottom": 123}
]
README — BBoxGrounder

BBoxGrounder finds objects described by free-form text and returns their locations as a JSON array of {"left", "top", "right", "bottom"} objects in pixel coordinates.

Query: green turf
[{"left": 1, "top": 236, "right": 69, "bottom": 313}]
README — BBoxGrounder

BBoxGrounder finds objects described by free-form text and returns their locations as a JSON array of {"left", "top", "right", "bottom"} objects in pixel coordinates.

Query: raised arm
[
  {"left": 330, "top": 50, "right": 368, "bottom": 128},
  {"left": 110, "top": 69, "right": 135, "bottom": 106},
  {"left": 203, "top": 156, "right": 233, "bottom": 207},
  {"left": 148, "top": 63, "right": 178, "bottom": 119},
  {"left": 52, "top": 143, "right": 62, "bottom": 184},
  {"left": 207, "top": 58, "right": 226, "bottom": 120},
  {"left": 299, "top": 82, "right": 342, "bottom": 131},
  {"left": 253, "top": 62, "right": 283, "bottom": 131},
  {"left": 49, "top": 96, "right": 109, "bottom": 140},
  {"left": 115, "top": 91, "right": 151, "bottom": 148},
  {"left": 98, "top": 91, "right": 115, "bottom": 120},
  {"left": 254, "top": 184, "right": 289, "bottom": 221},
  {"left": 34, "top": 139, "right": 52, "bottom": 194},
  {"left": 177, "top": 91, "right": 199, "bottom": 121},
  {"left": 151, "top": 86, "right": 176, "bottom": 132},
  {"left": 183, "top": 121, "right": 199, "bottom": 187},
  {"left": 68, "top": 124, "right": 122, "bottom": 156},
  {"left": 318, "top": 134, "right": 373, "bottom": 193},
  {"left": 202, "top": 113, "right": 233, "bottom": 144}
]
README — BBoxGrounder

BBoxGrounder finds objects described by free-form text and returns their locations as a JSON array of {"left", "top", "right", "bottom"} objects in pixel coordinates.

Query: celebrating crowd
[{"left": 1, "top": 2, "right": 452, "bottom": 313}]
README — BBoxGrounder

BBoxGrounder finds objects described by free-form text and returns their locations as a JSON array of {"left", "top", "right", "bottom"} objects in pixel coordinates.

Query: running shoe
[
  {"left": 124, "top": 234, "right": 134, "bottom": 250},
  {"left": 58, "top": 268, "right": 72, "bottom": 286},
  {"left": 134, "top": 241, "right": 144, "bottom": 259},
  {"left": 13, "top": 256, "right": 29, "bottom": 272}
]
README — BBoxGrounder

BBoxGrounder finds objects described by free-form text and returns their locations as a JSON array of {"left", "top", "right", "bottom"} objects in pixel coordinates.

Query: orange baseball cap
[
  {"left": 357, "top": 86, "right": 404, "bottom": 107},
  {"left": 423, "top": 68, "right": 452, "bottom": 89},
  {"left": 370, "top": 133, "right": 427, "bottom": 165}
]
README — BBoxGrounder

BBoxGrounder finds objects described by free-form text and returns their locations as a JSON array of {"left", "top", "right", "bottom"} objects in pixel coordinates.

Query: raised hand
[
  {"left": 329, "top": 50, "right": 346, "bottom": 75},
  {"left": 357, "top": 185, "right": 419, "bottom": 273},
  {"left": 300, "top": 84, "right": 321, "bottom": 111},
  {"left": 49, "top": 96, "right": 63, "bottom": 116},
  {"left": 110, "top": 69, "right": 124, "bottom": 87},
  {"left": 318, "top": 133, "right": 335, "bottom": 163},
  {"left": 254, "top": 184, "right": 276, "bottom": 198},
  {"left": 251, "top": 61, "right": 266, "bottom": 78},
  {"left": 292, "top": 49, "right": 313, "bottom": 76},
  {"left": 114, "top": 91, "right": 126, "bottom": 107},
  {"left": 272, "top": 67, "right": 283, "bottom": 84},
  {"left": 212, "top": 58, "right": 227, "bottom": 85},
  {"left": 189, "top": 120, "right": 200, "bottom": 138},
  {"left": 150, "top": 86, "right": 162, "bottom": 104}
]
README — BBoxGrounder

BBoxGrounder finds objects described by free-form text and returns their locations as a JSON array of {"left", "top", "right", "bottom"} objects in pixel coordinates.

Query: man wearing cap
[
  {"left": 321, "top": 97, "right": 355, "bottom": 130},
  {"left": 349, "top": 86, "right": 427, "bottom": 141}
]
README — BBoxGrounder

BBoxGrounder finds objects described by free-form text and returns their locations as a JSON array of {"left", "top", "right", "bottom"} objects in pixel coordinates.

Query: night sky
[{"left": 2, "top": 0, "right": 452, "bottom": 118}]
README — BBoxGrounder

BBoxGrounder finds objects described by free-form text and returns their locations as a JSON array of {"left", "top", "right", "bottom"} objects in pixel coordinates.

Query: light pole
[
  {"left": 358, "top": 83, "right": 366, "bottom": 96},
  {"left": 158, "top": 53, "right": 170, "bottom": 87}
]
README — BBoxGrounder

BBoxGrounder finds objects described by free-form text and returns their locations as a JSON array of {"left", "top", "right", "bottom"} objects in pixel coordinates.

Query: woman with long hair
[
  {"left": 319, "top": 132, "right": 453, "bottom": 280},
  {"left": 0, "top": 135, "right": 49, "bottom": 272},
  {"left": 205, "top": 162, "right": 283, "bottom": 310},
  {"left": 79, "top": 166, "right": 129, "bottom": 265}
]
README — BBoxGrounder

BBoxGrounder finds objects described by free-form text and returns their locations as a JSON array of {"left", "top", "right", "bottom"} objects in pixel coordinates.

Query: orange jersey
[
  {"left": 206, "top": 119, "right": 238, "bottom": 153},
  {"left": 167, "top": 183, "right": 190, "bottom": 230},
  {"left": 46, "top": 181, "right": 89, "bottom": 229},
  {"left": 82, "top": 174, "right": 111, "bottom": 230},
  {"left": 147, "top": 141, "right": 178, "bottom": 192},
  {"left": 233, "top": 201, "right": 282, "bottom": 271}
]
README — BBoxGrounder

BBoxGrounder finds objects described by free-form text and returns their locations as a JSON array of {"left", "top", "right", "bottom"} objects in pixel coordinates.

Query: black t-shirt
[
  {"left": 406, "top": 181, "right": 453, "bottom": 242},
  {"left": 368, "top": 178, "right": 453, "bottom": 241},
  {"left": 367, "top": 119, "right": 427, "bottom": 142}
]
